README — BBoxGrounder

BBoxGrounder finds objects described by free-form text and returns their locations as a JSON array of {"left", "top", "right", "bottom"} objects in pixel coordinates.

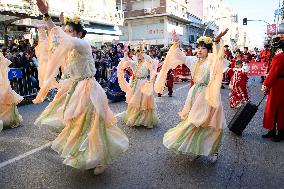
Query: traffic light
[{"left": 243, "top": 18, "right": 247, "bottom": 25}]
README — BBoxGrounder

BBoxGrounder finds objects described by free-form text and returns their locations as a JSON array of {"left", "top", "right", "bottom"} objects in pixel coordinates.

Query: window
[
  {"left": 190, "top": 35, "right": 195, "bottom": 42},
  {"left": 132, "top": 0, "right": 160, "bottom": 10}
]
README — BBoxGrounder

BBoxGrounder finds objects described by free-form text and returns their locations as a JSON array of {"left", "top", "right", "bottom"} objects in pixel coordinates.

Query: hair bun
[{"left": 81, "top": 29, "right": 87, "bottom": 39}]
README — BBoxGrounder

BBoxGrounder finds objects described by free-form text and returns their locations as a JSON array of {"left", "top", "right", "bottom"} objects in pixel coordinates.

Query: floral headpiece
[
  {"left": 195, "top": 36, "right": 213, "bottom": 45},
  {"left": 134, "top": 46, "right": 143, "bottom": 54},
  {"left": 64, "top": 16, "right": 81, "bottom": 24}
]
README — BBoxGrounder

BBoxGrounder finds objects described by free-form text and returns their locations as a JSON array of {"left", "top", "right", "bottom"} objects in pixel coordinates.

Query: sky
[{"left": 224, "top": 0, "right": 280, "bottom": 48}]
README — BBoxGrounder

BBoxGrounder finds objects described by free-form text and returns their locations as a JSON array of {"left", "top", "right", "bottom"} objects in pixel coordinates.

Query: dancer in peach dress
[
  {"left": 118, "top": 46, "right": 159, "bottom": 128},
  {"left": 0, "top": 52, "right": 23, "bottom": 130},
  {"left": 155, "top": 30, "right": 229, "bottom": 162},
  {"left": 34, "top": 0, "right": 129, "bottom": 175}
]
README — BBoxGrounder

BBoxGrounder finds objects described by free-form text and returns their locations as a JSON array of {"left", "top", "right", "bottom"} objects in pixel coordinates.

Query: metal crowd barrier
[
  {"left": 9, "top": 67, "right": 39, "bottom": 98},
  {"left": 8, "top": 61, "right": 117, "bottom": 101}
]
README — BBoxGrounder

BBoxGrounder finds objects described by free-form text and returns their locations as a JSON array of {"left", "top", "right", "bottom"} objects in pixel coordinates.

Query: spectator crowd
[{"left": 1, "top": 38, "right": 271, "bottom": 99}]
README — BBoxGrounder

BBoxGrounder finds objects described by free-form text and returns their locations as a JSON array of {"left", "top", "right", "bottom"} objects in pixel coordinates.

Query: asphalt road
[{"left": 0, "top": 79, "right": 283, "bottom": 189}]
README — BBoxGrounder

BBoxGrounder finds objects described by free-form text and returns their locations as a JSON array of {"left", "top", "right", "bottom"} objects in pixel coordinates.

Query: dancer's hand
[
  {"left": 172, "top": 30, "right": 179, "bottom": 42},
  {"left": 59, "top": 12, "right": 64, "bottom": 25},
  {"left": 123, "top": 43, "right": 130, "bottom": 57},
  {"left": 138, "top": 41, "right": 144, "bottom": 51},
  {"left": 215, "top": 28, "right": 229, "bottom": 42},
  {"left": 36, "top": 0, "right": 49, "bottom": 14},
  {"left": 141, "top": 40, "right": 146, "bottom": 50},
  {"left": 124, "top": 43, "right": 130, "bottom": 53}
]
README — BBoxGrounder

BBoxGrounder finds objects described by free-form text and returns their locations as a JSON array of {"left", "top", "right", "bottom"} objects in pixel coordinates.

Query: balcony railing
[{"left": 0, "top": 1, "right": 124, "bottom": 26}]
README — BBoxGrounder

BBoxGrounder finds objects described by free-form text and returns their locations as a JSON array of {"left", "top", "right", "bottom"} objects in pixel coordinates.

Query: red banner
[
  {"left": 267, "top": 24, "right": 277, "bottom": 35},
  {"left": 247, "top": 61, "right": 268, "bottom": 76}
]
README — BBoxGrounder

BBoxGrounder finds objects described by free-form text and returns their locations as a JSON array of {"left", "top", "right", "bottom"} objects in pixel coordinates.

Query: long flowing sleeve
[
  {"left": 0, "top": 53, "right": 23, "bottom": 105},
  {"left": 154, "top": 42, "right": 196, "bottom": 94},
  {"left": 0, "top": 52, "right": 11, "bottom": 89},
  {"left": 144, "top": 54, "right": 157, "bottom": 82},
  {"left": 141, "top": 55, "right": 156, "bottom": 96},
  {"left": 33, "top": 26, "right": 75, "bottom": 103},
  {"left": 117, "top": 56, "right": 132, "bottom": 94},
  {"left": 35, "top": 28, "right": 49, "bottom": 88},
  {"left": 205, "top": 40, "right": 225, "bottom": 108}
]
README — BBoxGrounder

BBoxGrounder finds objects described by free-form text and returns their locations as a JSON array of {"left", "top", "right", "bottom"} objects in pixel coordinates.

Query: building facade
[
  {"left": 186, "top": 0, "right": 207, "bottom": 45},
  {"left": 47, "top": 0, "right": 124, "bottom": 45},
  {"left": 117, "top": 0, "right": 191, "bottom": 47},
  {"left": 202, "top": 0, "right": 248, "bottom": 49},
  {"left": 0, "top": 0, "right": 124, "bottom": 46}
]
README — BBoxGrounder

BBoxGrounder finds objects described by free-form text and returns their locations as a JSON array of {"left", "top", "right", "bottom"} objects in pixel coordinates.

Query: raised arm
[
  {"left": 117, "top": 47, "right": 133, "bottom": 94},
  {"left": 205, "top": 28, "right": 229, "bottom": 108},
  {"left": 0, "top": 52, "right": 12, "bottom": 88},
  {"left": 144, "top": 54, "right": 157, "bottom": 82},
  {"left": 36, "top": 0, "right": 56, "bottom": 30},
  {"left": 154, "top": 31, "right": 196, "bottom": 94},
  {"left": 35, "top": 26, "right": 48, "bottom": 87}
]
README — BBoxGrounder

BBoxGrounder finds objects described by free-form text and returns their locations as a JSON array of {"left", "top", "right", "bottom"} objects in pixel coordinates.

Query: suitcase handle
[{"left": 257, "top": 95, "right": 266, "bottom": 107}]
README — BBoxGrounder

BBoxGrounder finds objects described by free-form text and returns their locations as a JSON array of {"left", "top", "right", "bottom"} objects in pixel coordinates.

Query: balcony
[
  {"left": 0, "top": 2, "right": 40, "bottom": 17},
  {"left": 167, "top": 7, "right": 190, "bottom": 23}
]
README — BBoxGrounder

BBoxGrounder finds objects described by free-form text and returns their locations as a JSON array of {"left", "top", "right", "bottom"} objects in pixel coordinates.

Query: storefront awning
[{"left": 85, "top": 26, "right": 122, "bottom": 36}]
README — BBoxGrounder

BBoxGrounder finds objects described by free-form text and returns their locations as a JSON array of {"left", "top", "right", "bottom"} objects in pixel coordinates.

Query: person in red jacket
[
  {"left": 229, "top": 60, "right": 249, "bottom": 108},
  {"left": 227, "top": 49, "right": 244, "bottom": 82},
  {"left": 261, "top": 35, "right": 284, "bottom": 142},
  {"left": 222, "top": 45, "right": 233, "bottom": 88},
  {"left": 157, "top": 64, "right": 174, "bottom": 97},
  {"left": 259, "top": 44, "right": 271, "bottom": 62},
  {"left": 259, "top": 45, "right": 272, "bottom": 82},
  {"left": 243, "top": 47, "right": 252, "bottom": 63},
  {"left": 166, "top": 69, "right": 174, "bottom": 97},
  {"left": 186, "top": 46, "right": 193, "bottom": 56},
  {"left": 224, "top": 45, "right": 233, "bottom": 61}
]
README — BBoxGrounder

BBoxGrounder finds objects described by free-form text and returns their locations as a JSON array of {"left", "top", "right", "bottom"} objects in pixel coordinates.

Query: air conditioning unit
[{"left": 144, "top": 8, "right": 152, "bottom": 14}]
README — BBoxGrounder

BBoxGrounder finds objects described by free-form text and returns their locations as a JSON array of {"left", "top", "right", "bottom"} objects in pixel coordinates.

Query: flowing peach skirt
[
  {"left": 36, "top": 78, "right": 129, "bottom": 169},
  {"left": 0, "top": 89, "right": 23, "bottom": 129},
  {"left": 163, "top": 83, "right": 225, "bottom": 156},
  {"left": 123, "top": 79, "right": 159, "bottom": 128}
]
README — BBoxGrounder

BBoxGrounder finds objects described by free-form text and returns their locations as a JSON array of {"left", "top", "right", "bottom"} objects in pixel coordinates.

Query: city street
[
  {"left": 0, "top": 80, "right": 283, "bottom": 189},
  {"left": 1, "top": 0, "right": 283, "bottom": 188}
]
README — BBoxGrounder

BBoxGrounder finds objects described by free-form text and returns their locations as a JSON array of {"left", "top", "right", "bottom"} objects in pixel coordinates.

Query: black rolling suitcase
[{"left": 228, "top": 96, "right": 266, "bottom": 136}]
